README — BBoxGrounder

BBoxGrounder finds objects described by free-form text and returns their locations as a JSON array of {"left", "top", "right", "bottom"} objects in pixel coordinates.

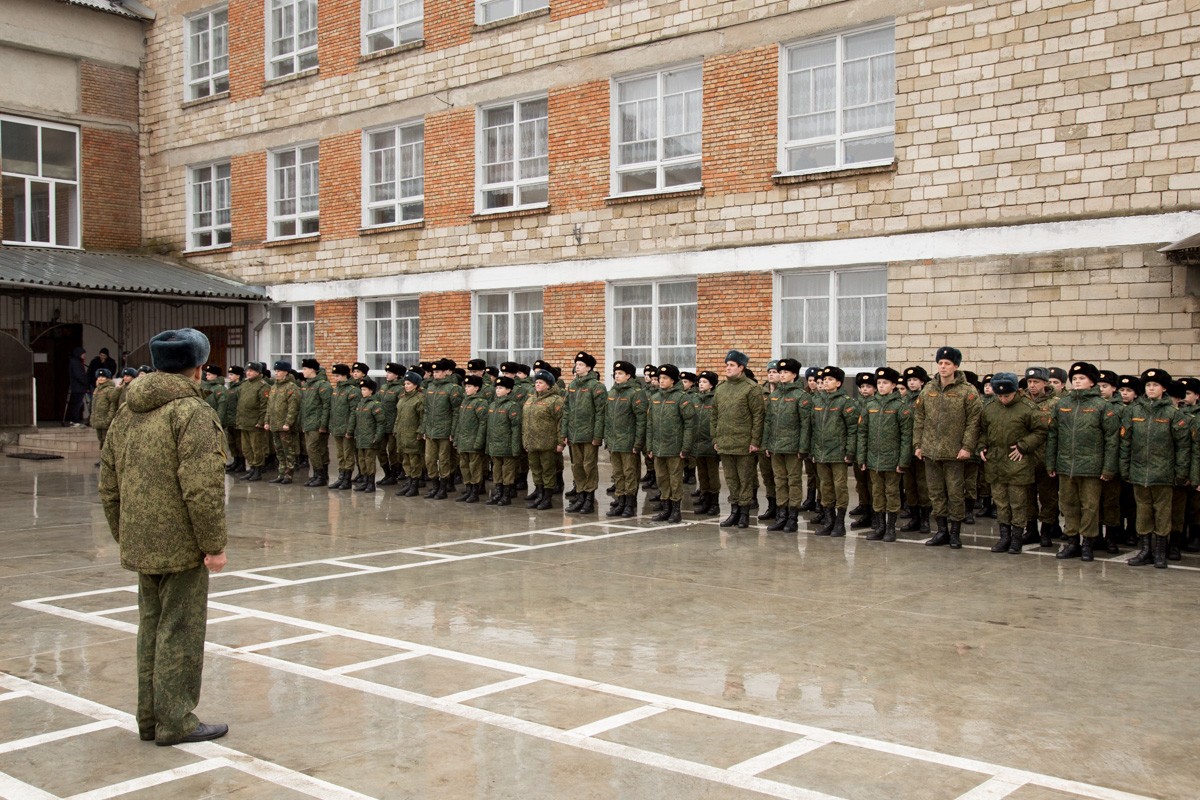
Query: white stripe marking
[
  {"left": 0, "top": 691, "right": 30, "bottom": 703},
  {"left": 952, "top": 776, "right": 1027, "bottom": 800},
  {"left": 236, "top": 632, "right": 330, "bottom": 653},
  {"left": 568, "top": 705, "right": 669, "bottom": 738},
  {"left": 327, "top": 650, "right": 426, "bottom": 675},
  {"left": 729, "top": 737, "right": 831, "bottom": 776},
  {"left": 0, "top": 720, "right": 119, "bottom": 754},
  {"left": 63, "top": 759, "right": 228, "bottom": 800},
  {"left": 439, "top": 675, "right": 541, "bottom": 704},
  {"left": 0, "top": 772, "right": 58, "bottom": 800}
]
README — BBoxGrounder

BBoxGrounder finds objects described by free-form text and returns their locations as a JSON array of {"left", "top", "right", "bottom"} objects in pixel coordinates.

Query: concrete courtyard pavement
[{"left": 0, "top": 456, "right": 1196, "bottom": 800}]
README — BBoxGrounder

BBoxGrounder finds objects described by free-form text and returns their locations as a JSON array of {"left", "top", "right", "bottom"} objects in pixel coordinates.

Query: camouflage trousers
[
  {"left": 240, "top": 428, "right": 269, "bottom": 468},
  {"left": 654, "top": 456, "right": 684, "bottom": 502},
  {"left": 225, "top": 427, "right": 242, "bottom": 459},
  {"left": 771, "top": 453, "right": 804, "bottom": 507},
  {"left": 491, "top": 456, "right": 517, "bottom": 486},
  {"left": 1134, "top": 484, "right": 1173, "bottom": 536},
  {"left": 869, "top": 470, "right": 902, "bottom": 514},
  {"left": 991, "top": 482, "right": 1029, "bottom": 528},
  {"left": 425, "top": 438, "right": 454, "bottom": 479},
  {"left": 332, "top": 435, "right": 355, "bottom": 473},
  {"left": 357, "top": 447, "right": 378, "bottom": 478},
  {"left": 815, "top": 461, "right": 849, "bottom": 510},
  {"left": 1027, "top": 466, "right": 1059, "bottom": 525},
  {"left": 528, "top": 449, "right": 557, "bottom": 488},
  {"left": 137, "top": 565, "right": 209, "bottom": 744},
  {"left": 569, "top": 442, "right": 600, "bottom": 492},
  {"left": 1101, "top": 476, "right": 1122, "bottom": 527},
  {"left": 401, "top": 451, "right": 424, "bottom": 480},
  {"left": 1059, "top": 475, "right": 1102, "bottom": 540},
  {"left": 96, "top": 427, "right": 108, "bottom": 449},
  {"left": 696, "top": 456, "right": 721, "bottom": 494},
  {"left": 304, "top": 431, "right": 328, "bottom": 470},
  {"left": 610, "top": 451, "right": 640, "bottom": 498},
  {"left": 853, "top": 463, "right": 872, "bottom": 508},
  {"left": 902, "top": 456, "right": 930, "bottom": 506},
  {"left": 925, "top": 458, "right": 966, "bottom": 522},
  {"left": 721, "top": 454, "right": 757, "bottom": 506},
  {"left": 382, "top": 433, "right": 398, "bottom": 470},
  {"left": 272, "top": 430, "right": 298, "bottom": 472}
]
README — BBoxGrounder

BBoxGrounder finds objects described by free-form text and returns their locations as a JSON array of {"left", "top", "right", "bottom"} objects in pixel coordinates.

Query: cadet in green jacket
[
  {"left": 1045, "top": 362, "right": 1120, "bottom": 561},
  {"left": 856, "top": 367, "right": 913, "bottom": 543},
  {"left": 1022, "top": 366, "right": 1061, "bottom": 547},
  {"left": 808, "top": 367, "right": 859, "bottom": 537},
  {"left": 604, "top": 361, "right": 647, "bottom": 518},
  {"left": 640, "top": 364, "right": 659, "bottom": 491},
  {"left": 326, "top": 365, "right": 358, "bottom": 489},
  {"left": 1094, "top": 369, "right": 1126, "bottom": 553},
  {"left": 691, "top": 371, "right": 721, "bottom": 518},
  {"left": 913, "top": 347, "right": 982, "bottom": 549},
  {"left": 977, "top": 373, "right": 1047, "bottom": 554},
  {"left": 899, "top": 366, "right": 932, "bottom": 535},
  {"left": 346, "top": 377, "right": 384, "bottom": 493},
  {"left": 375, "top": 363, "right": 406, "bottom": 486},
  {"left": 762, "top": 358, "right": 809, "bottom": 533},
  {"left": 1121, "top": 368, "right": 1191, "bottom": 569},
  {"left": 220, "top": 366, "right": 244, "bottom": 474},
  {"left": 452, "top": 376, "right": 490, "bottom": 503},
  {"left": 797, "top": 367, "right": 823, "bottom": 513},
  {"left": 91, "top": 369, "right": 121, "bottom": 452},
  {"left": 523, "top": 369, "right": 564, "bottom": 511},
  {"left": 561, "top": 351, "right": 608, "bottom": 515},
  {"left": 757, "top": 361, "right": 781, "bottom": 522},
  {"left": 420, "top": 358, "right": 464, "bottom": 500},
  {"left": 393, "top": 370, "right": 426, "bottom": 497},
  {"left": 235, "top": 362, "right": 271, "bottom": 482},
  {"left": 713, "top": 350, "right": 764, "bottom": 529},
  {"left": 485, "top": 376, "right": 521, "bottom": 506},
  {"left": 298, "top": 359, "right": 332, "bottom": 487},
  {"left": 264, "top": 361, "right": 300, "bottom": 485},
  {"left": 848, "top": 371, "right": 876, "bottom": 529},
  {"left": 646, "top": 364, "right": 695, "bottom": 524},
  {"left": 200, "top": 365, "right": 225, "bottom": 413}
]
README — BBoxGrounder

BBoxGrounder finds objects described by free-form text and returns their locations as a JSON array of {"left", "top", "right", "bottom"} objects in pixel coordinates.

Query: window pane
[
  {"left": 839, "top": 269, "right": 886, "bottom": 296},
  {"left": 614, "top": 283, "right": 652, "bottom": 306},
  {"left": 843, "top": 134, "right": 894, "bottom": 165},
  {"left": 514, "top": 290, "right": 542, "bottom": 312},
  {"left": 805, "top": 298, "right": 829, "bottom": 344},
  {"left": 863, "top": 296, "right": 887, "bottom": 342},
  {"left": 658, "top": 281, "right": 695, "bottom": 304},
  {"left": 781, "top": 271, "right": 829, "bottom": 298},
  {"left": 781, "top": 299, "right": 804, "bottom": 344},
  {"left": 1, "top": 121, "right": 38, "bottom": 175},
  {"left": 481, "top": 294, "right": 508, "bottom": 314},
  {"left": 837, "top": 297, "right": 862, "bottom": 342}
]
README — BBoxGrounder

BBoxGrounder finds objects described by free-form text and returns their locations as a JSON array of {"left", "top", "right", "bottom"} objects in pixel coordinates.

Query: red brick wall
[
  {"left": 231, "top": 151, "right": 267, "bottom": 247},
  {"left": 425, "top": 0, "right": 473, "bottom": 51},
  {"left": 319, "top": 0, "right": 360, "bottom": 77},
  {"left": 419, "top": 291, "right": 472, "bottom": 362},
  {"left": 544, "top": 282, "right": 605, "bottom": 375},
  {"left": 551, "top": 0, "right": 606, "bottom": 21},
  {"left": 228, "top": 0, "right": 264, "bottom": 101},
  {"left": 696, "top": 273, "right": 773, "bottom": 372},
  {"left": 315, "top": 298, "right": 359, "bottom": 364},
  {"left": 320, "top": 131, "right": 362, "bottom": 238},
  {"left": 702, "top": 46, "right": 778, "bottom": 196},
  {"left": 81, "top": 128, "right": 140, "bottom": 249},
  {"left": 424, "top": 109, "right": 475, "bottom": 227},
  {"left": 549, "top": 81, "right": 609, "bottom": 212},
  {"left": 80, "top": 62, "right": 138, "bottom": 122}
]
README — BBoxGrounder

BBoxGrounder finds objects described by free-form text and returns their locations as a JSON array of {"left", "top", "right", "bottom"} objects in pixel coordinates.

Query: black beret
[
  {"left": 301, "top": 358, "right": 320, "bottom": 371},
  {"left": 613, "top": 360, "right": 636, "bottom": 376},
  {"left": 574, "top": 351, "right": 596, "bottom": 369},
  {"left": 331, "top": 364, "right": 351, "bottom": 377},
  {"left": 658, "top": 364, "right": 681, "bottom": 383},
  {"left": 467, "top": 358, "right": 486, "bottom": 371},
  {"left": 1068, "top": 361, "right": 1100, "bottom": 385},
  {"left": 935, "top": 346, "right": 962, "bottom": 366},
  {"left": 777, "top": 358, "right": 802, "bottom": 375},
  {"left": 496, "top": 376, "right": 515, "bottom": 390},
  {"left": 875, "top": 367, "right": 901, "bottom": 384},
  {"left": 360, "top": 377, "right": 378, "bottom": 392},
  {"left": 149, "top": 328, "right": 210, "bottom": 374}
]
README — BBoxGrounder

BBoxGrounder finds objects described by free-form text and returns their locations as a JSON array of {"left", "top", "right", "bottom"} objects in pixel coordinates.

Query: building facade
[{"left": 139, "top": 0, "right": 1200, "bottom": 375}]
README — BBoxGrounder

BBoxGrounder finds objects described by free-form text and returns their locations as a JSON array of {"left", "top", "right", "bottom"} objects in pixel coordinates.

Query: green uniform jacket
[
  {"left": 347, "top": 394, "right": 385, "bottom": 449},
  {"left": 912, "top": 372, "right": 983, "bottom": 460},
  {"left": 218, "top": 380, "right": 241, "bottom": 430},
  {"left": 266, "top": 373, "right": 300, "bottom": 430},
  {"left": 1045, "top": 388, "right": 1120, "bottom": 478},
  {"left": 856, "top": 391, "right": 914, "bottom": 472},
  {"left": 91, "top": 382, "right": 121, "bottom": 430},
  {"left": 977, "top": 396, "right": 1046, "bottom": 485},
  {"left": 646, "top": 384, "right": 695, "bottom": 457},
  {"left": 419, "top": 376, "right": 463, "bottom": 439},
  {"left": 513, "top": 377, "right": 534, "bottom": 407},
  {"left": 300, "top": 373, "right": 332, "bottom": 432},
  {"left": 98, "top": 373, "right": 228, "bottom": 573},
  {"left": 712, "top": 374, "right": 765, "bottom": 455},
  {"left": 453, "top": 394, "right": 489, "bottom": 454},
  {"left": 200, "top": 378, "right": 225, "bottom": 413},
  {"left": 522, "top": 388, "right": 564, "bottom": 452},
  {"left": 235, "top": 375, "right": 270, "bottom": 431},
  {"left": 561, "top": 371, "right": 607, "bottom": 443},
  {"left": 393, "top": 389, "right": 425, "bottom": 454},
  {"left": 485, "top": 395, "right": 522, "bottom": 458},
  {"left": 378, "top": 378, "right": 404, "bottom": 435},
  {"left": 808, "top": 388, "right": 858, "bottom": 463},
  {"left": 1119, "top": 396, "right": 1191, "bottom": 487},
  {"left": 604, "top": 381, "right": 647, "bottom": 454},
  {"left": 328, "top": 380, "right": 359, "bottom": 438},
  {"left": 1022, "top": 388, "right": 1057, "bottom": 468},
  {"left": 762, "top": 381, "right": 809, "bottom": 455},
  {"left": 691, "top": 389, "right": 717, "bottom": 458}
]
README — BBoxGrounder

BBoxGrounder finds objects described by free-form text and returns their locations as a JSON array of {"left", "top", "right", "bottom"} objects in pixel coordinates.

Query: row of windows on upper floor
[{"left": 185, "top": 23, "right": 896, "bottom": 250}]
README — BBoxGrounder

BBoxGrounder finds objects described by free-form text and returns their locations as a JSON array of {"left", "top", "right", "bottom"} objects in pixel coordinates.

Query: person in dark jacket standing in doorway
[{"left": 67, "top": 346, "right": 89, "bottom": 426}]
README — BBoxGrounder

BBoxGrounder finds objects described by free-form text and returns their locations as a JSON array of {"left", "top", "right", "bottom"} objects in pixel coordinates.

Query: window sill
[
  {"left": 264, "top": 234, "right": 320, "bottom": 248},
  {"left": 605, "top": 187, "right": 703, "bottom": 206},
  {"left": 184, "top": 244, "right": 233, "bottom": 255},
  {"left": 265, "top": 67, "right": 319, "bottom": 89},
  {"left": 360, "top": 221, "right": 425, "bottom": 235},
  {"left": 1, "top": 241, "right": 82, "bottom": 250},
  {"left": 773, "top": 161, "right": 896, "bottom": 185},
  {"left": 182, "top": 91, "right": 230, "bottom": 110},
  {"left": 472, "top": 6, "right": 549, "bottom": 33},
  {"left": 360, "top": 39, "right": 424, "bottom": 63},
  {"left": 471, "top": 205, "right": 549, "bottom": 222}
]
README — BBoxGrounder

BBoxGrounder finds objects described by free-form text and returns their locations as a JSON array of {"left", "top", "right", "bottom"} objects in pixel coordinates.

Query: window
[
  {"left": 364, "top": 123, "right": 424, "bottom": 227},
  {"left": 478, "top": 97, "right": 548, "bottom": 212},
  {"left": 1, "top": 116, "right": 79, "bottom": 248},
  {"left": 268, "top": 0, "right": 318, "bottom": 79},
  {"left": 612, "top": 66, "right": 702, "bottom": 196},
  {"left": 477, "top": 0, "right": 547, "bottom": 25},
  {"left": 270, "top": 304, "right": 315, "bottom": 365},
  {"left": 270, "top": 144, "right": 319, "bottom": 239},
  {"left": 780, "top": 24, "right": 895, "bottom": 174},
  {"left": 611, "top": 280, "right": 696, "bottom": 371},
  {"left": 187, "top": 161, "right": 231, "bottom": 250},
  {"left": 186, "top": 7, "right": 229, "bottom": 100},
  {"left": 476, "top": 290, "right": 543, "bottom": 365},
  {"left": 363, "top": 0, "right": 422, "bottom": 52},
  {"left": 777, "top": 268, "right": 886, "bottom": 370},
  {"left": 364, "top": 298, "right": 420, "bottom": 370}
]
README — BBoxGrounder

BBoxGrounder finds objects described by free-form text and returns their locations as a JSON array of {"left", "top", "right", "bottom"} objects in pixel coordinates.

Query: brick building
[{"left": 80, "top": 0, "right": 1200, "bottom": 377}]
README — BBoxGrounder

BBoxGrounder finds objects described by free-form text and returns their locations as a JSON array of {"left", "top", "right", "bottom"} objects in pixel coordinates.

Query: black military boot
[
  {"left": 565, "top": 484, "right": 579, "bottom": 500},
  {"left": 650, "top": 499, "right": 669, "bottom": 521},
  {"left": 798, "top": 485, "right": 817, "bottom": 512},
  {"left": 485, "top": 483, "right": 503, "bottom": 505},
  {"left": 607, "top": 483, "right": 617, "bottom": 495},
  {"left": 668, "top": 501, "right": 682, "bottom": 523},
  {"left": 847, "top": 504, "right": 866, "bottom": 517},
  {"left": 1168, "top": 531, "right": 1183, "bottom": 561},
  {"left": 496, "top": 485, "right": 512, "bottom": 506},
  {"left": 737, "top": 506, "right": 750, "bottom": 529},
  {"left": 433, "top": 478, "right": 449, "bottom": 499},
  {"left": 900, "top": 507, "right": 922, "bottom": 533},
  {"left": 455, "top": 481, "right": 472, "bottom": 502},
  {"left": 304, "top": 470, "right": 321, "bottom": 487},
  {"left": 851, "top": 511, "right": 874, "bottom": 530},
  {"left": 809, "top": 503, "right": 827, "bottom": 525},
  {"left": 1022, "top": 519, "right": 1040, "bottom": 545},
  {"left": 328, "top": 470, "right": 344, "bottom": 489},
  {"left": 405, "top": 477, "right": 421, "bottom": 496},
  {"left": 1126, "top": 535, "right": 1153, "bottom": 566},
  {"left": 225, "top": 459, "right": 239, "bottom": 475},
  {"left": 425, "top": 478, "right": 441, "bottom": 499},
  {"left": 378, "top": 468, "right": 398, "bottom": 487},
  {"left": 919, "top": 507, "right": 932, "bottom": 534},
  {"left": 865, "top": 512, "right": 886, "bottom": 541},
  {"left": 947, "top": 520, "right": 962, "bottom": 549},
  {"left": 814, "top": 507, "right": 836, "bottom": 536},
  {"left": 621, "top": 495, "right": 636, "bottom": 518},
  {"left": 606, "top": 495, "right": 624, "bottom": 517},
  {"left": 1009, "top": 525, "right": 1023, "bottom": 554},
  {"left": 1039, "top": 521, "right": 1054, "bottom": 548},
  {"left": 525, "top": 487, "right": 544, "bottom": 509},
  {"left": 341, "top": 471, "right": 358, "bottom": 490},
  {"left": 1185, "top": 525, "right": 1200, "bottom": 553},
  {"left": 1056, "top": 535, "right": 1081, "bottom": 559},
  {"left": 758, "top": 497, "right": 778, "bottom": 521},
  {"left": 1080, "top": 535, "right": 1094, "bottom": 562},
  {"left": 535, "top": 487, "right": 553, "bottom": 510},
  {"left": 882, "top": 512, "right": 897, "bottom": 542},
  {"left": 830, "top": 508, "right": 847, "bottom": 538},
  {"left": 683, "top": 467, "right": 695, "bottom": 485},
  {"left": 991, "top": 524, "right": 1012, "bottom": 553},
  {"left": 1153, "top": 534, "right": 1169, "bottom": 569},
  {"left": 269, "top": 469, "right": 286, "bottom": 484},
  {"left": 581, "top": 492, "right": 595, "bottom": 513},
  {"left": 767, "top": 506, "right": 789, "bottom": 532},
  {"left": 245, "top": 466, "right": 262, "bottom": 482},
  {"left": 354, "top": 475, "right": 368, "bottom": 492},
  {"left": 363, "top": 476, "right": 376, "bottom": 494},
  {"left": 641, "top": 470, "right": 657, "bottom": 490},
  {"left": 566, "top": 490, "right": 586, "bottom": 513},
  {"left": 963, "top": 506, "right": 975, "bottom": 525},
  {"left": 720, "top": 505, "right": 741, "bottom": 528},
  {"left": 784, "top": 508, "right": 799, "bottom": 533},
  {"left": 925, "top": 517, "right": 950, "bottom": 546}
]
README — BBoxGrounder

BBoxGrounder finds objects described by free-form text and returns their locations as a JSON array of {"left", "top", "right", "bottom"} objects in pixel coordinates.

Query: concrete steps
[{"left": 3, "top": 427, "right": 101, "bottom": 460}]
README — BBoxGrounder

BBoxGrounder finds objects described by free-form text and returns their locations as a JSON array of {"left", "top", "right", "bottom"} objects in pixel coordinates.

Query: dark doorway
[
  {"left": 0, "top": 332, "right": 35, "bottom": 427},
  {"left": 30, "top": 322, "right": 83, "bottom": 424}
]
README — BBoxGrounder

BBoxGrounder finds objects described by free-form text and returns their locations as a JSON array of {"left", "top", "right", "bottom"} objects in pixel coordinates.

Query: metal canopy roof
[
  {"left": 60, "top": 0, "right": 156, "bottom": 21},
  {"left": 0, "top": 247, "right": 265, "bottom": 302},
  {"left": 1158, "top": 232, "right": 1200, "bottom": 253}
]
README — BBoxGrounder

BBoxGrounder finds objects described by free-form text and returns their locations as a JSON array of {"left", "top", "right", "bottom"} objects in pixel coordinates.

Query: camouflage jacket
[
  {"left": 561, "top": 371, "right": 607, "bottom": 443},
  {"left": 98, "top": 373, "right": 227, "bottom": 573},
  {"left": 646, "top": 384, "right": 695, "bottom": 458},
  {"left": 347, "top": 394, "right": 385, "bottom": 450},
  {"left": 486, "top": 395, "right": 522, "bottom": 458},
  {"left": 691, "top": 389, "right": 717, "bottom": 458},
  {"left": 762, "top": 381, "right": 810, "bottom": 455},
  {"left": 378, "top": 378, "right": 404, "bottom": 433},
  {"left": 522, "top": 387, "right": 564, "bottom": 452},
  {"left": 977, "top": 396, "right": 1046, "bottom": 486},
  {"left": 856, "top": 391, "right": 913, "bottom": 472},
  {"left": 235, "top": 375, "right": 271, "bottom": 430},
  {"left": 1045, "top": 387, "right": 1119, "bottom": 478},
  {"left": 1021, "top": 388, "right": 1057, "bottom": 468},
  {"left": 200, "top": 378, "right": 225, "bottom": 413},
  {"left": 604, "top": 380, "right": 647, "bottom": 454},
  {"left": 452, "top": 394, "right": 489, "bottom": 454},
  {"left": 419, "top": 376, "right": 463, "bottom": 439},
  {"left": 912, "top": 372, "right": 983, "bottom": 460},
  {"left": 808, "top": 389, "right": 859, "bottom": 464},
  {"left": 299, "top": 372, "right": 332, "bottom": 432},
  {"left": 266, "top": 373, "right": 300, "bottom": 430},
  {"left": 218, "top": 379, "right": 241, "bottom": 430},
  {"left": 328, "top": 379, "right": 359, "bottom": 437},
  {"left": 91, "top": 381, "right": 121, "bottom": 430},
  {"left": 712, "top": 374, "right": 765, "bottom": 455},
  {"left": 393, "top": 388, "right": 425, "bottom": 454},
  {"left": 1119, "top": 396, "right": 1191, "bottom": 487}
]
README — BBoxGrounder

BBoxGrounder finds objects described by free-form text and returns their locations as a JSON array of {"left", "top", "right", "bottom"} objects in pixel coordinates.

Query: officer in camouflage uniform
[
  {"left": 236, "top": 362, "right": 271, "bottom": 482},
  {"left": 523, "top": 369, "right": 564, "bottom": 511},
  {"left": 265, "top": 361, "right": 300, "bottom": 485},
  {"left": 604, "top": 361, "right": 647, "bottom": 518},
  {"left": 485, "top": 376, "right": 521, "bottom": 506},
  {"left": 763, "top": 358, "right": 809, "bottom": 534},
  {"left": 299, "top": 358, "right": 332, "bottom": 487},
  {"left": 326, "top": 365, "right": 358, "bottom": 489},
  {"left": 713, "top": 350, "right": 764, "bottom": 530},
  {"left": 117, "top": 366, "right": 138, "bottom": 408},
  {"left": 561, "top": 351, "right": 607, "bottom": 514},
  {"left": 393, "top": 371, "right": 426, "bottom": 497},
  {"left": 856, "top": 367, "right": 912, "bottom": 542},
  {"left": 91, "top": 368, "right": 121, "bottom": 453},
  {"left": 900, "top": 366, "right": 932, "bottom": 535},
  {"left": 808, "top": 367, "right": 858, "bottom": 537},
  {"left": 452, "top": 375, "right": 489, "bottom": 503},
  {"left": 200, "top": 365, "right": 225, "bottom": 412},
  {"left": 346, "top": 377, "right": 384, "bottom": 493},
  {"left": 220, "top": 366, "right": 244, "bottom": 474},
  {"left": 420, "top": 358, "right": 464, "bottom": 500},
  {"left": 977, "top": 373, "right": 1047, "bottom": 554},
  {"left": 98, "top": 328, "right": 228, "bottom": 746}
]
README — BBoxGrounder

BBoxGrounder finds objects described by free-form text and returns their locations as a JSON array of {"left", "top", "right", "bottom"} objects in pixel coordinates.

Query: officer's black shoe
[
  {"left": 706, "top": 492, "right": 723, "bottom": 516},
  {"left": 829, "top": 508, "right": 847, "bottom": 538},
  {"left": 492, "top": 485, "right": 509, "bottom": 506},
  {"left": 991, "top": 524, "right": 1012, "bottom": 553},
  {"left": 758, "top": 498, "right": 778, "bottom": 521},
  {"left": 848, "top": 504, "right": 868, "bottom": 517},
  {"left": 768, "top": 507, "right": 789, "bottom": 532},
  {"left": 621, "top": 495, "right": 636, "bottom": 518},
  {"left": 581, "top": 492, "right": 595, "bottom": 513},
  {"left": 648, "top": 489, "right": 661, "bottom": 502},
  {"left": 363, "top": 477, "right": 376, "bottom": 494},
  {"left": 720, "top": 505, "right": 741, "bottom": 528},
  {"left": 1080, "top": 536, "right": 1094, "bottom": 562},
  {"left": 737, "top": 507, "right": 750, "bottom": 529},
  {"left": 378, "top": 470, "right": 398, "bottom": 487},
  {"left": 850, "top": 512, "right": 874, "bottom": 530},
  {"left": 668, "top": 500, "right": 682, "bottom": 523},
  {"left": 919, "top": 507, "right": 931, "bottom": 534},
  {"left": 1168, "top": 532, "right": 1182, "bottom": 561},
  {"left": 814, "top": 509, "right": 835, "bottom": 536},
  {"left": 783, "top": 508, "right": 800, "bottom": 534},
  {"left": 526, "top": 488, "right": 544, "bottom": 509},
  {"left": 925, "top": 518, "right": 950, "bottom": 546},
  {"left": 1056, "top": 535, "right": 1081, "bottom": 559},
  {"left": 963, "top": 508, "right": 976, "bottom": 525},
  {"left": 798, "top": 486, "right": 817, "bottom": 513},
  {"left": 566, "top": 492, "right": 586, "bottom": 513},
  {"left": 535, "top": 489, "right": 553, "bottom": 511},
  {"left": 947, "top": 520, "right": 962, "bottom": 549},
  {"left": 683, "top": 467, "right": 695, "bottom": 485},
  {"left": 1153, "top": 534, "right": 1169, "bottom": 569},
  {"left": 245, "top": 467, "right": 262, "bottom": 482},
  {"left": 1126, "top": 536, "right": 1153, "bottom": 566},
  {"left": 353, "top": 473, "right": 367, "bottom": 487},
  {"left": 565, "top": 485, "right": 579, "bottom": 500},
  {"left": 882, "top": 512, "right": 897, "bottom": 542}
]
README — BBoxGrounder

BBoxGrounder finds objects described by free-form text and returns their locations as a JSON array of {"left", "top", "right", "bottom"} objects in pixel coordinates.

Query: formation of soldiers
[{"left": 100, "top": 346, "right": 1199, "bottom": 572}]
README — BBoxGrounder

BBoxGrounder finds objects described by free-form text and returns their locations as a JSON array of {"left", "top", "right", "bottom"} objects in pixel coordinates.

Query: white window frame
[
  {"left": 610, "top": 64, "right": 703, "bottom": 198},
  {"left": 773, "top": 267, "right": 887, "bottom": 374},
  {"left": 476, "top": 0, "right": 547, "bottom": 26},
  {"left": 362, "top": 0, "right": 423, "bottom": 53},
  {"left": 607, "top": 279, "right": 697, "bottom": 373},
  {"left": 0, "top": 114, "right": 81, "bottom": 249},
  {"left": 361, "top": 296, "right": 420, "bottom": 372},
  {"left": 476, "top": 95, "right": 549, "bottom": 214},
  {"left": 267, "top": 0, "right": 318, "bottom": 80},
  {"left": 186, "top": 160, "right": 232, "bottom": 251},
  {"left": 473, "top": 289, "right": 543, "bottom": 365},
  {"left": 268, "top": 143, "right": 319, "bottom": 240},
  {"left": 270, "top": 303, "right": 316, "bottom": 366},
  {"left": 362, "top": 121, "right": 424, "bottom": 228},
  {"left": 778, "top": 22, "right": 896, "bottom": 176},
  {"left": 185, "top": 6, "right": 229, "bottom": 100}
]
